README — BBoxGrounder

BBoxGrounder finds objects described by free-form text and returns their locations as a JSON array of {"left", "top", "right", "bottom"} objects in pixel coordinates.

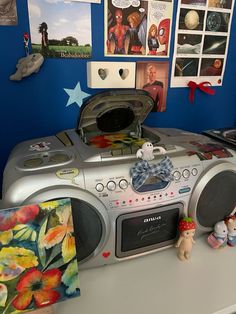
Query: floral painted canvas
[{"left": 0, "top": 198, "right": 80, "bottom": 313}]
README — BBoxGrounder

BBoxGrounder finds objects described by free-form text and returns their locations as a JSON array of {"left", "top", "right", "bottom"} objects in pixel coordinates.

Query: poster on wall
[
  {"left": 171, "top": 0, "right": 235, "bottom": 87},
  {"left": 136, "top": 61, "right": 169, "bottom": 112},
  {"left": 104, "top": 0, "right": 173, "bottom": 57},
  {"left": 70, "top": 0, "right": 101, "bottom": 3},
  {"left": 0, "top": 0, "right": 18, "bottom": 26},
  {"left": 27, "top": 0, "right": 92, "bottom": 58}
]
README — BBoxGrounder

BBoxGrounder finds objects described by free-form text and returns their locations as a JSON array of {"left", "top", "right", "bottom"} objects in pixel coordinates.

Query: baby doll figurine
[
  {"left": 225, "top": 216, "right": 236, "bottom": 247},
  {"left": 175, "top": 217, "right": 196, "bottom": 261},
  {"left": 207, "top": 220, "right": 228, "bottom": 249}
]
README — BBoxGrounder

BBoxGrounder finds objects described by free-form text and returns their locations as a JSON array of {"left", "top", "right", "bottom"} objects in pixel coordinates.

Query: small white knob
[
  {"left": 95, "top": 183, "right": 104, "bottom": 192},
  {"left": 119, "top": 179, "right": 128, "bottom": 190},
  {"left": 107, "top": 181, "right": 116, "bottom": 191},
  {"left": 182, "top": 169, "right": 190, "bottom": 179}
]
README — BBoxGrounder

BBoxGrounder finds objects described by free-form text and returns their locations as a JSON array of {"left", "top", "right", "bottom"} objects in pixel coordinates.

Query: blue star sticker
[{"left": 64, "top": 81, "right": 90, "bottom": 107}]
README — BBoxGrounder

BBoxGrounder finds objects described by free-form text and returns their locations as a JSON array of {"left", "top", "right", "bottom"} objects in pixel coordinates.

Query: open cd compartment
[{"left": 77, "top": 90, "right": 158, "bottom": 154}]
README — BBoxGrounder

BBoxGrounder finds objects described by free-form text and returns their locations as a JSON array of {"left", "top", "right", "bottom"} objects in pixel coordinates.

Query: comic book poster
[
  {"left": 0, "top": 0, "right": 18, "bottom": 26},
  {"left": 136, "top": 61, "right": 169, "bottom": 112},
  {"left": 104, "top": 0, "right": 173, "bottom": 57},
  {"left": 0, "top": 199, "right": 80, "bottom": 314},
  {"left": 27, "top": 0, "right": 92, "bottom": 59},
  {"left": 171, "top": 0, "right": 235, "bottom": 87}
]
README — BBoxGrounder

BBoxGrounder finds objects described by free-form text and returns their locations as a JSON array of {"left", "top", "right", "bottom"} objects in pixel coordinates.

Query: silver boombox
[{"left": 2, "top": 90, "right": 236, "bottom": 269}]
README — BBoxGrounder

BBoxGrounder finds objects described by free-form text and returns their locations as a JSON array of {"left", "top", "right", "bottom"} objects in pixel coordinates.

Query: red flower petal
[
  {"left": 90, "top": 135, "right": 111, "bottom": 148},
  {"left": 12, "top": 291, "right": 33, "bottom": 310},
  {"left": 16, "top": 268, "right": 42, "bottom": 292},
  {"left": 34, "top": 289, "right": 60, "bottom": 307},
  {"left": 16, "top": 205, "right": 40, "bottom": 224},
  {"left": 0, "top": 212, "right": 17, "bottom": 231},
  {"left": 42, "top": 269, "right": 62, "bottom": 290}
]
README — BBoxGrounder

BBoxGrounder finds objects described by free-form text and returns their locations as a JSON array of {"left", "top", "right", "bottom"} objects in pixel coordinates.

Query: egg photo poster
[
  {"left": 171, "top": 0, "right": 235, "bottom": 87},
  {"left": 105, "top": 0, "right": 173, "bottom": 57},
  {"left": 0, "top": 198, "right": 80, "bottom": 314}
]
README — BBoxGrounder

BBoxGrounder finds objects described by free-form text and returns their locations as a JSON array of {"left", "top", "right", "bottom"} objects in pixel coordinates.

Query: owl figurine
[{"left": 136, "top": 142, "right": 166, "bottom": 161}]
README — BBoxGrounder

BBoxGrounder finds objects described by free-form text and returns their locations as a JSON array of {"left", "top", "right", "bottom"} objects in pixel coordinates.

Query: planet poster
[{"left": 171, "top": 0, "right": 235, "bottom": 87}]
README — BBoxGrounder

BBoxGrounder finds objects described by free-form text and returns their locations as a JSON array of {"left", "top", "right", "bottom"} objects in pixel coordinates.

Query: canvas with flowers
[{"left": 0, "top": 198, "right": 80, "bottom": 313}]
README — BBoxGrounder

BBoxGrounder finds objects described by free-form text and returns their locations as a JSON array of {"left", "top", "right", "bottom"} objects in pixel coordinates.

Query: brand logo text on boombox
[{"left": 144, "top": 216, "right": 162, "bottom": 223}]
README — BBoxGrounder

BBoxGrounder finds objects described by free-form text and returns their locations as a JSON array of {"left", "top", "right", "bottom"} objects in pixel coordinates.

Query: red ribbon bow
[{"left": 188, "top": 81, "right": 215, "bottom": 103}]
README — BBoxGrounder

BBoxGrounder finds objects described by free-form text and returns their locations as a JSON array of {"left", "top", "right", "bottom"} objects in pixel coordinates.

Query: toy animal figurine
[
  {"left": 10, "top": 53, "right": 44, "bottom": 81},
  {"left": 175, "top": 217, "right": 196, "bottom": 261},
  {"left": 207, "top": 220, "right": 228, "bottom": 249},
  {"left": 136, "top": 142, "right": 166, "bottom": 161},
  {"left": 225, "top": 216, "right": 236, "bottom": 247}
]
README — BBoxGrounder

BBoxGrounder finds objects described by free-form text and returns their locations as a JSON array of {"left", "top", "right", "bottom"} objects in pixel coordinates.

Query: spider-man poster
[{"left": 105, "top": 0, "right": 173, "bottom": 57}]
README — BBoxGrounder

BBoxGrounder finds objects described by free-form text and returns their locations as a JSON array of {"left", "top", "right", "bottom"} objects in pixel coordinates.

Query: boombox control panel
[
  {"left": 95, "top": 179, "right": 128, "bottom": 192},
  {"left": 87, "top": 163, "right": 202, "bottom": 211},
  {"left": 94, "top": 167, "right": 199, "bottom": 193},
  {"left": 173, "top": 167, "right": 198, "bottom": 180}
]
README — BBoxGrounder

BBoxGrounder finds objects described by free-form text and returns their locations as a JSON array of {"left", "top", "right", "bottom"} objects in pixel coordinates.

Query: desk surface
[{"left": 54, "top": 236, "right": 236, "bottom": 314}]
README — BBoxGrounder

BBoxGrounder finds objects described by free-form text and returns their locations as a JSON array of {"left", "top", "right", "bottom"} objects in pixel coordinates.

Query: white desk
[{"left": 54, "top": 237, "right": 236, "bottom": 314}]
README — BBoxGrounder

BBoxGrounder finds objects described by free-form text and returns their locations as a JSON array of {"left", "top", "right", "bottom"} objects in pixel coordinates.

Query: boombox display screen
[{"left": 116, "top": 203, "right": 183, "bottom": 258}]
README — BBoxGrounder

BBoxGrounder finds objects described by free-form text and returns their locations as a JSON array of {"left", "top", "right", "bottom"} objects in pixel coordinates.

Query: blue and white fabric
[{"left": 130, "top": 156, "right": 174, "bottom": 190}]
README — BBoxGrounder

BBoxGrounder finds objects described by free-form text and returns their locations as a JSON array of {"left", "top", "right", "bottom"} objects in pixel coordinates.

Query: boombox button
[
  {"left": 173, "top": 171, "right": 181, "bottom": 181},
  {"left": 95, "top": 183, "right": 104, "bottom": 192},
  {"left": 179, "top": 187, "right": 191, "bottom": 194},
  {"left": 191, "top": 168, "right": 198, "bottom": 176},
  {"left": 107, "top": 181, "right": 116, "bottom": 191},
  {"left": 182, "top": 169, "right": 190, "bottom": 179},
  {"left": 119, "top": 179, "right": 128, "bottom": 189}
]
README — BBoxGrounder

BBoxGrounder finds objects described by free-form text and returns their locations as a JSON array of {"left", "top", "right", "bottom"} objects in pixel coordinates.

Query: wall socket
[{"left": 87, "top": 61, "right": 136, "bottom": 88}]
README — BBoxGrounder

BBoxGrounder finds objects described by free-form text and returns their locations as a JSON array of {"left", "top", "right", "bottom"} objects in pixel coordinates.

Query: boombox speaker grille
[
  {"left": 197, "top": 170, "right": 236, "bottom": 228},
  {"left": 69, "top": 198, "right": 103, "bottom": 262}
]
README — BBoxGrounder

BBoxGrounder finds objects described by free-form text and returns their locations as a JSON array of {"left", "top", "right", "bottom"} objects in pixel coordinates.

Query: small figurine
[
  {"left": 175, "top": 217, "right": 196, "bottom": 261},
  {"left": 23, "top": 32, "right": 30, "bottom": 56},
  {"left": 136, "top": 142, "right": 166, "bottom": 161},
  {"left": 207, "top": 220, "right": 228, "bottom": 249},
  {"left": 10, "top": 53, "right": 44, "bottom": 81},
  {"left": 225, "top": 216, "right": 236, "bottom": 247}
]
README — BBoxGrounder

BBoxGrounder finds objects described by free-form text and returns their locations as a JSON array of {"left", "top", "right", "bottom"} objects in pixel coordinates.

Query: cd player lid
[{"left": 77, "top": 90, "right": 154, "bottom": 134}]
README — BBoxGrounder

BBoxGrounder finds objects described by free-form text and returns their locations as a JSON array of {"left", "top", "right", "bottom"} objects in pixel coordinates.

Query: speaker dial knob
[
  {"left": 119, "top": 179, "right": 128, "bottom": 190},
  {"left": 107, "top": 181, "right": 116, "bottom": 191}
]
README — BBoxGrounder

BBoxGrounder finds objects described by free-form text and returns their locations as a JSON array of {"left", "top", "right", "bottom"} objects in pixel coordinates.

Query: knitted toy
[{"left": 207, "top": 220, "right": 228, "bottom": 249}]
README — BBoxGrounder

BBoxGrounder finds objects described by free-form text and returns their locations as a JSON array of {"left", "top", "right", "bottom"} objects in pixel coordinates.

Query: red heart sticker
[{"left": 102, "top": 251, "right": 111, "bottom": 258}]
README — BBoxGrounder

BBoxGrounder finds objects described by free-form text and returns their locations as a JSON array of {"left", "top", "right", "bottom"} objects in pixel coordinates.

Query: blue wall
[{"left": 0, "top": 0, "right": 236, "bottom": 191}]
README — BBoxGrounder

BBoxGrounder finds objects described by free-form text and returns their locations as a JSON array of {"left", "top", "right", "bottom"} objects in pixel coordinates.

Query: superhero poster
[
  {"left": 104, "top": 0, "right": 173, "bottom": 57},
  {"left": 171, "top": 0, "right": 235, "bottom": 87}
]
